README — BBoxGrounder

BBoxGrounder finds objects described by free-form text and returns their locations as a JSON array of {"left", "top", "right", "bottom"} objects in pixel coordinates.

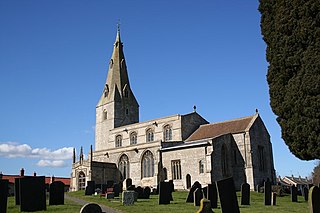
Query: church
[{"left": 70, "top": 28, "right": 276, "bottom": 191}]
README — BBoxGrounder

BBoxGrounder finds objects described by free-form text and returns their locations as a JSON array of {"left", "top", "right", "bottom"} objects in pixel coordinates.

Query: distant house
[
  {"left": 0, "top": 168, "right": 70, "bottom": 195},
  {"left": 281, "top": 175, "right": 312, "bottom": 193}
]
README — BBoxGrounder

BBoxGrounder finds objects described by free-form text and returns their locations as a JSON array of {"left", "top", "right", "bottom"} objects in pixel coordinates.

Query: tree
[
  {"left": 259, "top": 0, "right": 320, "bottom": 160},
  {"left": 312, "top": 161, "right": 320, "bottom": 184}
]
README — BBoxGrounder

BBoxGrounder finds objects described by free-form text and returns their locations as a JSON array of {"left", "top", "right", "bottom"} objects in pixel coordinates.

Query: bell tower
[{"left": 95, "top": 26, "right": 139, "bottom": 151}]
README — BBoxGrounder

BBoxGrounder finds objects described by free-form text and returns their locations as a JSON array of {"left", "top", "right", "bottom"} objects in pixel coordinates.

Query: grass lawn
[
  {"left": 7, "top": 195, "right": 82, "bottom": 213},
  {"left": 67, "top": 190, "right": 311, "bottom": 213}
]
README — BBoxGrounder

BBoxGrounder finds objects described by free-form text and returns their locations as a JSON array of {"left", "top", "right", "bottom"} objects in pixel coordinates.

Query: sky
[{"left": 0, "top": 0, "right": 317, "bottom": 178}]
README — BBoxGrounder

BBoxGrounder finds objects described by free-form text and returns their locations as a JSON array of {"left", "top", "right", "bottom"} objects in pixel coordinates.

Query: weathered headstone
[
  {"left": 272, "top": 192, "right": 277, "bottom": 206},
  {"left": 194, "top": 188, "right": 203, "bottom": 206},
  {"left": 202, "top": 186, "right": 208, "bottom": 199},
  {"left": 123, "top": 178, "right": 132, "bottom": 190},
  {"left": 0, "top": 179, "right": 9, "bottom": 213},
  {"left": 309, "top": 186, "right": 320, "bottom": 213},
  {"left": 80, "top": 203, "right": 102, "bottom": 213},
  {"left": 127, "top": 185, "right": 135, "bottom": 191},
  {"left": 85, "top": 180, "right": 95, "bottom": 196},
  {"left": 303, "top": 187, "right": 309, "bottom": 201},
  {"left": 264, "top": 179, "right": 272, "bottom": 205},
  {"left": 122, "top": 191, "right": 135, "bottom": 205},
  {"left": 14, "top": 178, "right": 20, "bottom": 205},
  {"left": 216, "top": 177, "right": 240, "bottom": 213},
  {"left": 207, "top": 183, "right": 218, "bottom": 209},
  {"left": 196, "top": 198, "right": 214, "bottom": 213},
  {"left": 142, "top": 186, "right": 151, "bottom": 199},
  {"left": 135, "top": 186, "right": 144, "bottom": 198},
  {"left": 186, "top": 181, "right": 202, "bottom": 203},
  {"left": 49, "top": 181, "right": 65, "bottom": 205},
  {"left": 241, "top": 182, "right": 250, "bottom": 205},
  {"left": 19, "top": 176, "right": 46, "bottom": 212},
  {"left": 159, "top": 181, "right": 171, "bottom": 204},
  {"left": 291, "top": 185, "right": 298, "bottom": 202},
  {"left": 114, "top": 183, "right": 120, "bottom": 197}
]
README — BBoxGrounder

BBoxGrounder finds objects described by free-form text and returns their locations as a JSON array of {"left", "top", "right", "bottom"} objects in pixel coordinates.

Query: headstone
[
  {"left": 194, "top": 188, "right": 203, "bottom": 206},
  {"left": 216, "top": 177, "right": 240, "bottom": 213},
  {"left": 256, "top": 184, "right": 261, "bottom": 193},
  {"left": 80, "top": 203, "right": 102, "bottom": 213},
  {"left": 85, "top": 180, "right": 95, "bottom": 196},
  {"left": 122, "top": 191, "right": 135, "bottom": 205},
  {"left": 264, "top": 179, "right": 272, "bottom": 205},
  {"left": 19, "top": 176, "right": 46, "bottom": 212},
  {"left": 291, "top": 185, "right": 298, "bottom": 202},
  {"left": 186, "top": 181, "right": 202, "bottom": 202},
  {"left": 101, "top": 184, "right": 107, "bottom": 194},
  {"left": 127, "top": 185, "right": 135, "bottom": 191},
  {"left": 159, "top": 181, "right": 171, "bottom": 204},
  {"left": 196, "top": 198, "right": 214, "bottom": 213},
  {"left": 106, "top": 180, "right": 114, "bottom": 188},
  {"left": 135, "top": 186, "right": 143, "bottom": 198},
  {"left": 303, "top": 187, "right": 309, "bottom": 201},
  {"left": 241, "top": 182, "right": 250, "bottom": 205},
  {"left": 169, "top": 180, "right": 174, "bottom": 201},
  {"left": 142, "top": 186, "right": 151, "bottom": 199},
  {"left": 0, "top": 179, "right": 9, "bottom": 213},
  {"left": 123, "top": 178, "right": 132, "bottom": 190},
  {"left": 207, "top": 183, "right": 218, "bottom": 209},
  {"left": 309, "top": 186, "right": 320, "bottom": 213},
  {"left": 14, "top": 178, "right": 20, "bottom": 205},
  {"left": 49, "top": 181, "right": 65, "bottom": 205},
  {"left": 106, "top": 193, "right": 114, "bottom": 199},
  {"left": 202, "top": 186, "right": 208, "bottom": 199},
  {"left": 114, "top": 183, "right": 120, "bottom": 197},
  {"left": 272, "top": 192, "right": 277, "bottom": 206}
]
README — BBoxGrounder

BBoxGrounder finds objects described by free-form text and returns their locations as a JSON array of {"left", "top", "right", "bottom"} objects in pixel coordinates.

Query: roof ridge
[{"left": 200, "top": 114, "right": 255, "bottom": 126}]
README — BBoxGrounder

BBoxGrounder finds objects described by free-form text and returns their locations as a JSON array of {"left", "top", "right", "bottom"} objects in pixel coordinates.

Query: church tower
[{"left": 95, "top": 26, "right": 139, "bottom": 151}]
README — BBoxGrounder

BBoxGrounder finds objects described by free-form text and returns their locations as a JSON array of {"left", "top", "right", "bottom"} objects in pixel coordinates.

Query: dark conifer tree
[{"left": 259, "top": 0, "right": 320, "bottom": 160}]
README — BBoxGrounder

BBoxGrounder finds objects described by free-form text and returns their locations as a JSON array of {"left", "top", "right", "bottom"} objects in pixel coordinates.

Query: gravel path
[{"left": 65, "top": 194, "right": 122, "bottom": 213}]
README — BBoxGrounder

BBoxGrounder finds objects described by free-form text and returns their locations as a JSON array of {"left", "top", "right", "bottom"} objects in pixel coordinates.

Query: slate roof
[{"left": 186, "top": 114, "right": 257, "bottom": 142}]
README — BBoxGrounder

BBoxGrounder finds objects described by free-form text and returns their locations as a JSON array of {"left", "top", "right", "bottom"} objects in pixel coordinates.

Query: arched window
[
  {"left": 146, "top": 128, "right": 154, "bottom": 142},
  {"left": 78, "top": 171, "right": 86, "bottom": 190},
  {"left": 115, "top": 135, "right": 122, "bottom": 147},
  {"left": 163, "top": 125, "right": 172, "bottom": 141},
  {"left": 119, "top": 154, "right": 129, "bottom": 181},
  {"left": 141, "top": 150, "right": 154, "bottom": 178},
  {"left": 130, "top": 132, "right": 137, "bottom": 145},
  {"left": 221, "top": 144, "right": 228, "bottom": 177},
  {"left": 104, "top": 84, "right": 109, "bottom": 98},
  {"left": 199, "top": 160, "right": 204, "bottom": 174},
  {"left": 103, "top": 109, "right": 108, "bottom": 120}
]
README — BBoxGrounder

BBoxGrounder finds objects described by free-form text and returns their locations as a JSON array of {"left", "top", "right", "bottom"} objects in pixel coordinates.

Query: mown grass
[
  {"left": 7, "top": 195, "right": 82, "bottom": 213},
  {"left": 67, "top": 190, "right": 311, "bottom": 213}
]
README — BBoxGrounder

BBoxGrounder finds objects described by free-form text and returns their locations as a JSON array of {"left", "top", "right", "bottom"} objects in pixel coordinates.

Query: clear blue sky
[{"left": 0, "top": 0, "right": 317, "bottom": 178}]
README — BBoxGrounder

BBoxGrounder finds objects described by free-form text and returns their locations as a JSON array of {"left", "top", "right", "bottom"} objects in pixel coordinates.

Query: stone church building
[{"left": 71, "top": 28, "right": 276, "bottom": 191}]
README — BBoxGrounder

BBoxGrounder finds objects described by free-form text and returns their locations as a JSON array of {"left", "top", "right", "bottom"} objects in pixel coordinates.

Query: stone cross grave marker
[
  {"left": 241, "top": 182, "right": 250, "bottom": 205},
  {"left": 309, "top": 186, "right": 320, "bottom": 213},
  {"left": 194, "top": 188, "right": 203, "bottom": 206},
  {"left": 122, "top": 191, "right": 135, "bottom": 205},
  {"left": 0, "top": 179, "right": 9, "bottom": 213},
  {"left": 291, "top": 185, "right": 298, "bottom": 202},
  {"left": 216, "top": 177, "right": 240, "bottom": 213},
  {"left": 207, "top": 183, "right": 218, "bottom": 209},
  {"left": 264, "top": 179, "right": 272, "bottom": 205},
  {"left": 49, "top": 181, "right": 65, "bottom": 205},
  {"left": 159, "top": 181, "right": 171, "bottom": 205},
  {"left": 80, "top": 203, "right": 102, "bottom": 213},
  {"left": 186, "top": 181, "right": 201, "bottom": 203}
]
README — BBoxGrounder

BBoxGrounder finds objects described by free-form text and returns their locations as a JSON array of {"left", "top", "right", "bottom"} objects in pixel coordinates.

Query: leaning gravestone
[
  {"left": 303, "top": 187, "right": 309, "bottom": 201},
  {"left": 159, "top": 181, "right": 171, "bottom": 204},
  {"left": 122, "top": 191, "right": 135, "bottom": 205},
  {"left": 309, "top": 186, "right": 320, "bottom": 213},
  {"left": 49, "top": 181, "right": 65, "bottom": 205},
  {"left": 216, "top": 177, "right": 240, "bottom": 213},
  {"left": 85, "top": 181, "right": 95, "bottom": 196},
  {"left": 291, "top": 185, "right": 298, "bottom": 202},
  {"left": 241, "top": 182, "right": 250, "bottom": 205},
  {"left": 207, "top": 183, "right": 218, "bottom": 209},
  {"left": 0, "top": 179, "right": 9, "bottom": 213},
  {"left": 19, "top": 176, "right": 46, "bottom": 212},
  {"left": 80, "top": 203, "right": 102, "bottom": 213},
  {"left": 14, "top": 178, "right": 21, "bottom": 205},
  {"left": 186, "top": 181, "right": 202, "bottom": 203},
  {"left": 196, "top": 198, "right": 214, "bottom": 213},
  {"left": 194, "top": 188, "right": 203, "bottom": 206},
  {"left": 142, "top": 186, "right": 151, "bottom": 199},
  {"left": 264, "top": 179, "right": 272, "bottom": 205}
]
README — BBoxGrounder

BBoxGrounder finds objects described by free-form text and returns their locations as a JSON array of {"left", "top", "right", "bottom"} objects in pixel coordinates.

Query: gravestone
[
  {"left": 169, "top": 180, "right": 174, "bottom": 201},
  {"left": 80, "top": 203, "right": 102, "bottom": 213},
  {"left": 85, "top": 181, "right": 95, "bottom": 196},
  {"left": 241, "top": 182, "right": 250, "bottom": 205},
  {"left": 49, "top": 181, "right": 65, "bottom": 205},
  {"left": 14, "top": 178, "right": 20, "bottom": 205},
  {"left": 186, "top": 181, "right": 202, "bottom": 203},
  {"left": 0, "top": 179, "right": 9, "bottom": 213},
  {"left": 106, "top": 180, "right": 114, "bottom": 188},
  {"left": 264, "top": 179, "right": 272, "bottom": 205},
  {"left": 216, "top": 177, "right": 240, "bottom": 213},
  {"left": 207, "top": 183, "right": 218, "bottom": 209},
  {"left": 202, "top": 186, "right": 208, "bottom": 199},
  {"left": 142, "top": 186, "right": 151, "bottom": 199},
  {"left": 196, "top": 198, "right": 214, "bottom": 213},
  {"left": 114, "top": 183, "right": 120, "bottom": 197},
  {"left": 101, "top": 184, "right": 107, "bottom": 194},
  {"left": 309, "top": 186, "right": 320, "bottom": 213},
  {"left": 19, "top": 176, "right": 46, "bottom": 212},
  {"left": 159, "top": 181, "right": 171, "bottom": 204},
  {"left": 291, "top": 185, "right": 298, "bottom": 202},
  {"left": 127, "top": 185, "right": 135, "bottom": 191},
  {"left": 135, "top": 186, "right": 143, "bottom": 198},
  {"left": 123, "top": 178, "right": 132, "bottom": 190},
  {"left": 194, "top": 188, "right": 203, "bottom": 206},
  {"left": 122, "top": 191, "right": 135, "bottom": 205},
  {"left": 272, "top": 192, "right": 277, "bottom": 205},
  {"left": 303, "top": 187, "right": 309, "bottom": 201}
]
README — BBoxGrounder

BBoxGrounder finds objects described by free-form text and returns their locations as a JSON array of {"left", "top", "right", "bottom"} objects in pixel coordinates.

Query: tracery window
[
  {"left": 119, "top": 154, "right": 129, "bottom": 180},
  {"left": 163, "top": 125, "right": 172, "bottom": 141},
  {"left": 130, "top": 132, "right": 137, "bottom": 145},
  {"left": 141, "top": 150, "right": 154, "bottom": 178},
  {"left": 171, "top": 160, "right": 182, "bottom": 180},
  {"left": 115, "top": 135, "right": 122, "bottom": 147},
  {"left": 78, "top": 171, "right": 86, "bottom": 190},
  {"left": 146, "top": 128, "right": 154, "bottom": 142}
]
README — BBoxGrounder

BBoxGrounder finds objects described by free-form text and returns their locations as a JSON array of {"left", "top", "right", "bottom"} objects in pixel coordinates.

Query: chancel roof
[{"left": 186, "top": 114, "right": 257, "bottom": 142}]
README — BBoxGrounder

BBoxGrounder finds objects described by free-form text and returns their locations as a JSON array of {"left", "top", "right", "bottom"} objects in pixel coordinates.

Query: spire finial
[
  {"left": 117, "top": 19, "right": 121, "bottom": 33},
  {"left": 193, "top": 105, "right": 197, "bottom": 112}
]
